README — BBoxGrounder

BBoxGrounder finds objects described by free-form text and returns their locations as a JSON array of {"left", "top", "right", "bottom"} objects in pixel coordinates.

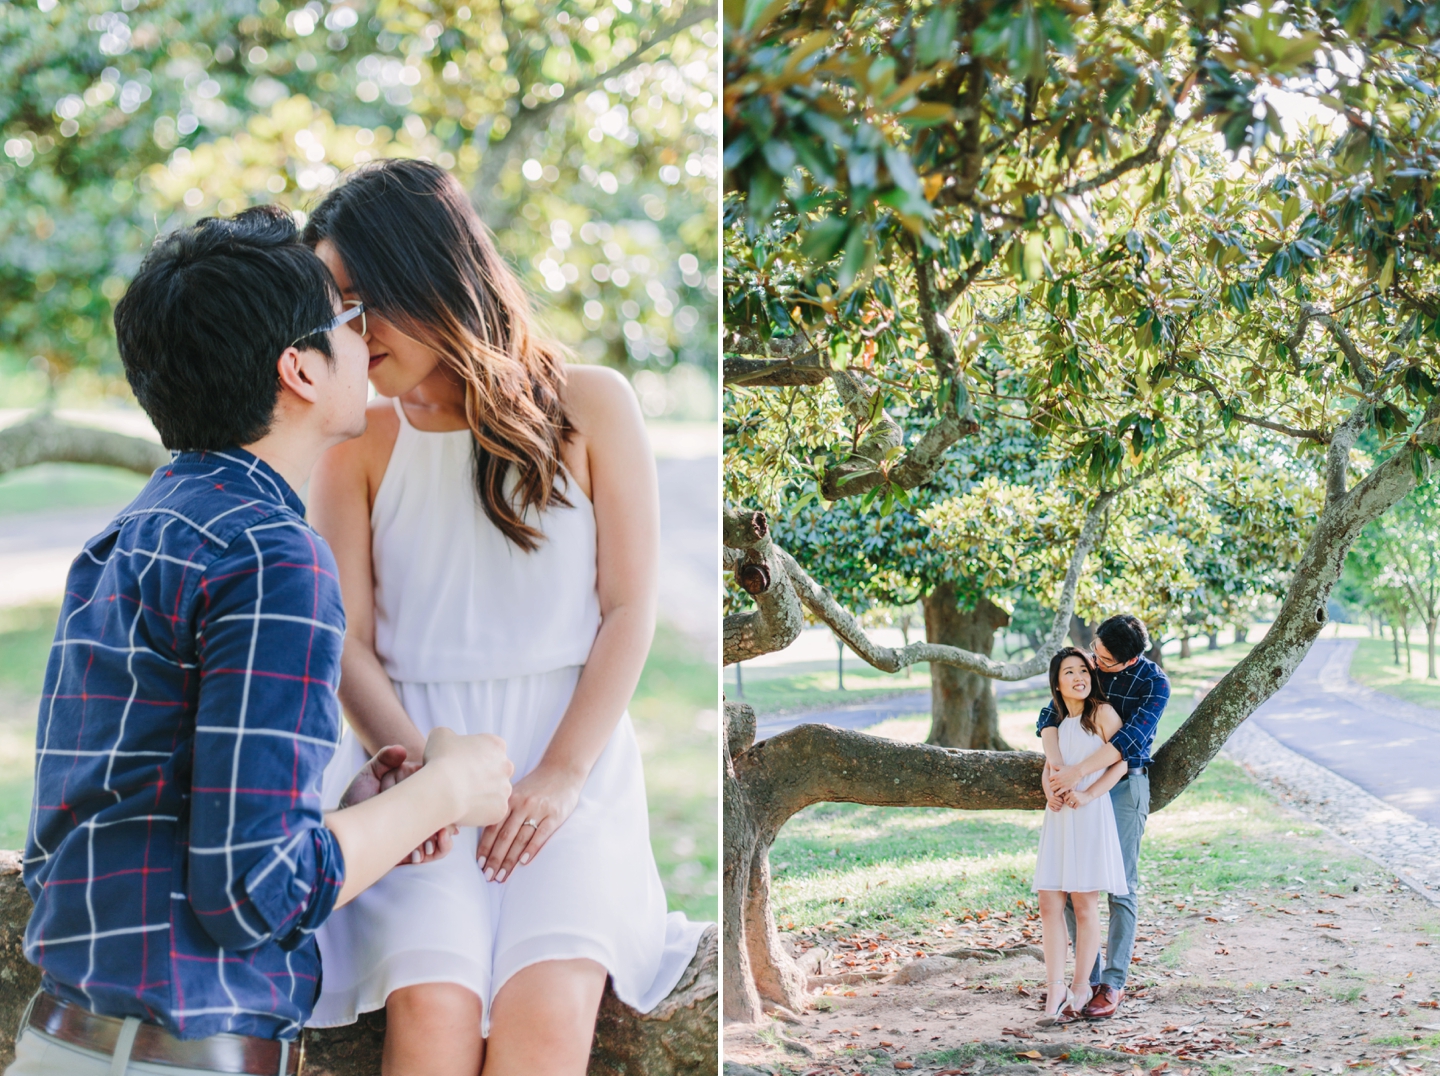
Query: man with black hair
[
  {"left": 10, "top": 206, "right": 514, "bottom": 1076},
  {"left": 1035, "top": 613, "right": 1169, "bottom": 1021}
]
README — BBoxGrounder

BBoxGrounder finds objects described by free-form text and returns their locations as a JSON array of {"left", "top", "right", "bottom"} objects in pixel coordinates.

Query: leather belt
[
  {"left": 27, "top": 991, "right": 302, "bottom": 1075},
  {"left": 1119, "top": 765, "right": 1148, "bottom": 779}
]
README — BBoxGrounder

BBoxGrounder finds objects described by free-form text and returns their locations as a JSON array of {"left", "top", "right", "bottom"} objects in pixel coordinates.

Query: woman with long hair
[
  {"left": 1032, "top": 647, "right": 1130, "bottom": 1026},
  {"left": 301, "top": 159, "right": 704, "bottom": 1075}
]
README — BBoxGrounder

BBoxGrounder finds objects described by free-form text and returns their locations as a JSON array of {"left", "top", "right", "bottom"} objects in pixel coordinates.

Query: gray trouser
[
  {"left": 1065, "top": 771, "right": 1148, "bottom": 990},
  {"left": 6, "top": 1026, "right": 292, "bottom": 1076}
]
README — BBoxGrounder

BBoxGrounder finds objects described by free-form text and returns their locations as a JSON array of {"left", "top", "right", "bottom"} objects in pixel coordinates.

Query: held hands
[
  {"left": 338, "top": 745, "right": 456, "bottom": 866},
  {"left": 423, "top": 727, "right": 515, "bottom": 828},
  {"left": 1040, "top": 763, "right": 1065, "bottom": 812},
  {"left": 476, "top": 763, "right": 585, "bottom": 883}
]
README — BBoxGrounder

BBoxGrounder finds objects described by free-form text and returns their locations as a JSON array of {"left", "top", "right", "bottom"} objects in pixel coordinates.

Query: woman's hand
[
  {"left": 477, "top": 764, "right": 585, "bottom": 882},
  {"left": 1064, "top": 787, "right": 1093, "bottom": 808},
  {"left": 338, "top": 745, "right": 457, "bottom": 866}
]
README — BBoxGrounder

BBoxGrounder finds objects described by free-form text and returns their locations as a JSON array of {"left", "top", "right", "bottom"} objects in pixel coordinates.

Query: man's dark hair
[
  {"left": 114, "top": 204, "right": 338, "bottom": 451},
  {"left": 1095, "top": 614, "right": 1149, "bottom": 664}
]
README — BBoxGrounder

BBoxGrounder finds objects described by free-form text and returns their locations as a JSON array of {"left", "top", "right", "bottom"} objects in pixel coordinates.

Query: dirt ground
[{"left": 725, "top": 869, "right": 1440, "bottom": 1074}]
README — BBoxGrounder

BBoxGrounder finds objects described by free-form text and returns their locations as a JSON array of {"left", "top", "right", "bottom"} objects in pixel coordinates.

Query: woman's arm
[
  {"left": 477, "top": 366, "right": 659, "bottom": 881},
  {"left": 1068, "top": 757, "right": 1129, "bottom": 806},
  {"left": 309, "top": 411, "right": 426, "bottom": 761},
  {"left": 1051, "top": 705, "right": 1123, "bottom": 792},
  {"left": 1038, "top": 727, "right": 1065, "bottom": 811}
]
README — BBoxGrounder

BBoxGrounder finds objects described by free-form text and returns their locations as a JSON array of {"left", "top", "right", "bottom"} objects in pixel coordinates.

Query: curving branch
[
  {"left": 723, "top": 509, "right": 805, "bottom": 665},
  {"left": 0, "top": 411, "right": 168, "bottom": 478},
  {"left": 778, "top": 492, "right": 1113, "bottom": 678}
]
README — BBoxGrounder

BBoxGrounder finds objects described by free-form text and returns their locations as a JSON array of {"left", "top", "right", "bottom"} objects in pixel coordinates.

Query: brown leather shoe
[{"left": 1080, "top": 983, "right": 1123, "bottom": 1020}]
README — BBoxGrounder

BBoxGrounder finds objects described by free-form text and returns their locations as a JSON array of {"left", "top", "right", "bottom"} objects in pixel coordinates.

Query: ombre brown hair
[
  {"left": 1047, "top": 646, "right": 1109, "bottom": 738},
  {"left": 304, "top": 159, "right": 572, "bottom": 551}
]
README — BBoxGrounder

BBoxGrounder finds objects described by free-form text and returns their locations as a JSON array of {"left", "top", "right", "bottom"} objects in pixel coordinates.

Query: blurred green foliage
[{"left": 0, "top": 0, "right": 718, "bottom": 417}]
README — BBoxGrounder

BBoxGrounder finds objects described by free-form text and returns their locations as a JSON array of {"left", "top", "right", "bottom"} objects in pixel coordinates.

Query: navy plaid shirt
[
  {"left": 23, "top": 448, "right": 346, "bottom": 1041},
  {"left": 1036, "top": 654, "right": 1170, "bottom": 767}
]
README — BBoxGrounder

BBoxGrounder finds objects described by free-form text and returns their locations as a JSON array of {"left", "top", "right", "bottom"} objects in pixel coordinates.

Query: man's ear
[{"left": 276, "top": 345, "right": 322, "bottom": 405}]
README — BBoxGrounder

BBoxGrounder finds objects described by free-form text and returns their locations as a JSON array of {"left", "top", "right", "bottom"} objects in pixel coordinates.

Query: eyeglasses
[{"left": 288, "top": 300, "right": 366, "bottom": 350}]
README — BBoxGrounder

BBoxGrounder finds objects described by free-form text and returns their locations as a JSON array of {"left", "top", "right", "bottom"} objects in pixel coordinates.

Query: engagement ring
[{"left": 522, "top": 819, "right": 538, "bottom": 828}]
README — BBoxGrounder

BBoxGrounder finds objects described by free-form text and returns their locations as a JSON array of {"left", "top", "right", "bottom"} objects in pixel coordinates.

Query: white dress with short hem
[
  {"left": 1031, "top": 715, "right": 1129, "bottom": 895},
  {"left": 307, "top": 397, "right": 706, "bottom": 1036}
]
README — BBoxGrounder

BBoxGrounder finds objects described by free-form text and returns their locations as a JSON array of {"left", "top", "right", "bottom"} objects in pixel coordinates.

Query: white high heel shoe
[{"left": 1035, "top": 979, "right": 1070, "bottom": 1027}]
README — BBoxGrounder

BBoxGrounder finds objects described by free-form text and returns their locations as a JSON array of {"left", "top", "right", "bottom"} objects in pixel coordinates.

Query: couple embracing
[
  {"left": 14, "top": 160, "right": 704, "bottom": 1076},
  {"left": 1030, "top": 615, "right": 1170, "bottom": 1026}
]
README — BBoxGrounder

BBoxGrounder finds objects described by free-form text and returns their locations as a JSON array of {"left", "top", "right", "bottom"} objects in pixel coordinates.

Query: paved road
[
  {"left": 0, "top": 459, "right": 719, "bottom": 657},
  {"left": 1248, "top": 638, "right": 1440, "bottom": 829},
  {"left": 752, "top": 672, "right": 1049, "bottom": 740}
]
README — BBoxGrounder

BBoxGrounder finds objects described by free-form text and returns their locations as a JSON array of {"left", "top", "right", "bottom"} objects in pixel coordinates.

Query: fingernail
[
  {"left": 496, "top": 869, "right": 507, "bottom": 882},
  {"left": 411, "top": 850, "right": 422, "bottom": 864},
  {"left": 425, "top": 841, "right": 434, "bottom": 856},
  {"left": 484, "top": 868, "right": 494, "bottom": 881},
  {"left": 477, "top": 856, "right": 486, "bottom": 869},
  {"left": 520, "top": 853, "right": 529, "bottom": 864}
]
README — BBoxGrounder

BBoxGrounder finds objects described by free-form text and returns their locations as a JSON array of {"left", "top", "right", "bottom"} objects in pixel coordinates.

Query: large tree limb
[
  {"left": 723, "top": 353, "right": 827, "bottom": 386},
  {"left": 0, "top": 411, "right": 168, "bottom": 478},
  {"left": 1147, "top": 398, "right": 1440, "bottom": 809}
]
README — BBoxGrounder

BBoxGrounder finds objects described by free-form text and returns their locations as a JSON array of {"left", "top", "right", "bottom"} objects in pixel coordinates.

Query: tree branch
[
  {"left": 773, "top": 493, "right": 1114, "bottom": 678},
  {"left": 723, "top": 509, "right": 806, "bottom": 665},
  {"left": 0, "top": 411, "right": 168, "bottom": 478}
]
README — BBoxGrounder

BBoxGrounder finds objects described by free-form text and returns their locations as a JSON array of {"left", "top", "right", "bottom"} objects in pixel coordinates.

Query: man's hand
[
  {"left": 338, "top": 745, "right": 455, "bottom": 866},
  {"left": 423, "top": 727, "right": 514, "bottom": 828},
  {"left": 1041, "top": 763, "right": 1065, "bottom": 812},
  {"left": 1051, "top": 762, "right": 1083, "bottom": 795}
]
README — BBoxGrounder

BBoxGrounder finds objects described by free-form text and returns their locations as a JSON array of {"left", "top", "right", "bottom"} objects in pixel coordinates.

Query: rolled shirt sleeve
[{"left": 187, "top": 517, "right": 346, "bottom": 952}]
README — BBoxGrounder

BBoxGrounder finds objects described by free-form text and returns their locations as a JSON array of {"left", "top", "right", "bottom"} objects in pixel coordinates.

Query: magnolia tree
[
  {"left": 722, "top": 0, "right": 1440, "bottom": 1022},
  {"left": 0, "top": 0, "right": 717, "bottom": 477}
]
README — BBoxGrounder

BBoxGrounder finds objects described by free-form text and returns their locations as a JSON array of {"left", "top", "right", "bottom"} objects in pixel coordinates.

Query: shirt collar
[{"left": 175, "top": 447, "right": 307, "bottom": 517}]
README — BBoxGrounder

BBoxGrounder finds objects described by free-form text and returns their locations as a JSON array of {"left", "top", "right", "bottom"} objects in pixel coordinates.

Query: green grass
[
  {"left": 0, "top": 604, "right": 59, "bottom": 695},
  {"left": 727, "top": 659, "right": 932, "bottom": 715},
  {"left": 0, "top": 462, "right": 145, "bottom": 515},
  {"left": 1347, "top": 635, "right": 1440, "bottom": 710},
  {"left": 769, "top": 754, "right": 1372, "bottom": 938},
  {"left": 0, "top": 602, "right": 718, "bottom": 921},
  {"left": 630, "top": 627, "right": 719, "bottom": 922}
]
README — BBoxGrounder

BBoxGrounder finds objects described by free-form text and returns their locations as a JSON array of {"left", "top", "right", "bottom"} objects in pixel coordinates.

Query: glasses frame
[{"left": 288, "top": 299, "right": 366, "bottom": 351}]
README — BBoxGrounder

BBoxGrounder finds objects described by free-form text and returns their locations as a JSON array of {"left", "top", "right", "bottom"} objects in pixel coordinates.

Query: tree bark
[
  {"left": 1068, "top": 614, "right": 1095, "bottom": 649},
  {"left": 922, "top": 589, "right": 1012, "bottom": 749},
  {"left": 1392, "top": 620, "right": 1402, "bottom": 664},
  {"left": 1428, "top": 618, "right": 1437, "bottom": 680},
  {"left": 0, "top": 411, "right": 168, "bottom": 478},
  {"left": 1179, "top": 634, "right": 1192, "bottom": 660},
  {"left": 1234, "top": 622, "right": 1249, "bottom": 644},
  {"left": 1207, "top": 631, "right": 1220, "bottom": 651},
  {"left": 0, "top": 852, "right": 716, "bottom": 1074}
]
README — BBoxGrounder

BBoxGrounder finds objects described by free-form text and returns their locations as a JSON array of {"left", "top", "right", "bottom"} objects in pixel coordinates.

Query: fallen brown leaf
[
  {"left": 1016, "top": 1051, "right": 1043, "bottom": 1060},
  {"left": 895, "top": 1064, "right": 915, "bottom": 1071}
]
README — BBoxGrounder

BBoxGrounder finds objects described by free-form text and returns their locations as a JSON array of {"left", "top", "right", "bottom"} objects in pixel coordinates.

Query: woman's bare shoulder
[
  {"left": 561, "top": 364, "right": 641, "bottom": 435},
  {"left": 1096, "top": 702, "right": 1122, "bottom": 728}
]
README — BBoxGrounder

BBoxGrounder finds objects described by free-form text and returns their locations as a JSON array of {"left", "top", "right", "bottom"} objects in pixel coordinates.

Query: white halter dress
[
  {"left": 1032, "top": 716, "right": 1129, "bottom": 895},
  {"left": 308, "top": 397, "right": 705, "bottom": 1035}
]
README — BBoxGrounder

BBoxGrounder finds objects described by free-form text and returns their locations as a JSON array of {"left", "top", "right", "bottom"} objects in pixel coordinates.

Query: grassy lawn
[
  {"left": 630, "top": 628, "right": 720, "bottom": 922},
  {"left": 769, "top": 754, "right": 1364, "bottom": 938},
  {"left": 0, "top": 462, "right": 145, "bottom": 515},
  {"left": 766, "top": 638, "right": 1363, "bottom": 938},
  {"left": 727, "top": 659, "right": 931, "bottom": 715},
  {"left": 1347, "top": 633, "right": 1440, "bottom": 709}
]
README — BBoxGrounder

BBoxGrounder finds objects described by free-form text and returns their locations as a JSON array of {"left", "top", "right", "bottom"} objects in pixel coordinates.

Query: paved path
[
  {"left": 1247, "top": 638, "right": 1440, "bottom": 829},
  {"left": 753, "top": 673, "right": 1049, "bottom": 740}
]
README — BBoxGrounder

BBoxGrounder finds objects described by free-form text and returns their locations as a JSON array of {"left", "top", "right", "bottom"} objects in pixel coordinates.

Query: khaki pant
[{"left": 5, "top": 1026, "right": 292, "bottom": 1076}]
